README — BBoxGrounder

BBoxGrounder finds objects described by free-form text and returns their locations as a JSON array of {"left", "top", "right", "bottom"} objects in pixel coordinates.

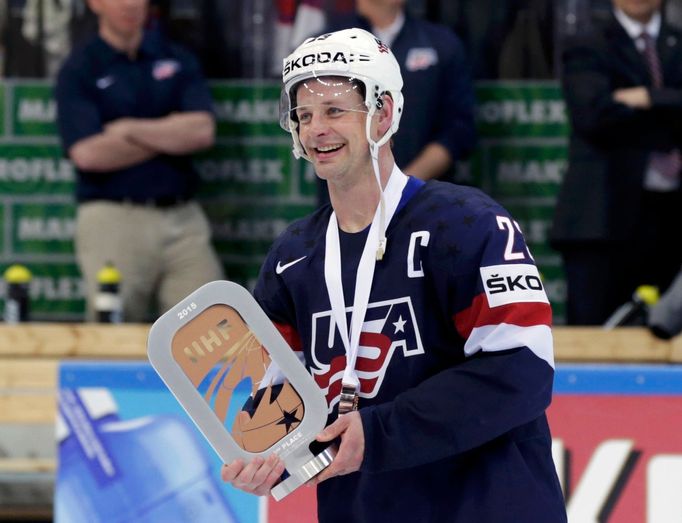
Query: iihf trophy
[{"left": 147, "top": 280, "right": 335, "bottom": 500}]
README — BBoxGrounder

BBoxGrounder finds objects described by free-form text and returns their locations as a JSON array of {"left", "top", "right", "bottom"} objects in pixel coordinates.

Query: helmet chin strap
[{"left": 365, "top": 105, "right": 393, "bottom": 261}]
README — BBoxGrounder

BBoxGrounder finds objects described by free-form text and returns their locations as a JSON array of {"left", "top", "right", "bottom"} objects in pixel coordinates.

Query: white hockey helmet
[{"left": 279, "top": 28, "right": 404, "bottom": 161}]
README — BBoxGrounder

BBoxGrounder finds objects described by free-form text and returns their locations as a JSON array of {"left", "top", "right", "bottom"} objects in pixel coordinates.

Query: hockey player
[{"left": 221, "top": 28, "right": 567, "bottom": 522}]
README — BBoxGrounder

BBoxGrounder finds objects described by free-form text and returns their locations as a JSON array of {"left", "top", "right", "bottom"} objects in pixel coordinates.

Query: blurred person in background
[
  {"left": 314, "top": 0, "right": 477, "bottom": 207},
  {"left": 6, "top": 0, "right": 97, "bottom": 78},
  {"left": 271, "top": 0, "right": 354, "bottom": 77},
  {"left": 21, "top": 0, "right": 74, "bottom": 77},
  {"left": 324, "top": 0, "right": 477, "bottom": 183},
  {"left": 55, "top": 0, "right": 223, "bottom": 322},
  {"left": 148, "top": 0, "right": 239, "bottom": 78},
  {"left": 551, "top": 0, "right": 682, "bottom": 324}
]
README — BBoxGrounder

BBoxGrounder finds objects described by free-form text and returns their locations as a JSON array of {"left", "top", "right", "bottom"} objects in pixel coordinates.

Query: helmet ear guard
[{"left": 280, "top": 28, "right": 404, "bottom": 162}]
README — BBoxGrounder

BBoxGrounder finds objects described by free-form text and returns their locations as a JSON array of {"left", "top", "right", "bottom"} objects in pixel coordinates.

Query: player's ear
[{"left": 375, "top": 94, "right": 394, "bottom": 137}]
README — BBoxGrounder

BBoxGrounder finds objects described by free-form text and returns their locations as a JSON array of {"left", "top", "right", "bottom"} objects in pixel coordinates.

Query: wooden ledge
[
  {"left": 0, "top": 323, "right": 150, "bottom": 358},
  {"left": 553, "top": 326, "right": 682, "bottom": 363},
  {"left": 0, "top": 458, "right": 56, "bottom": 474},
  {"left": 0, "top": 325, "right": 680, "bottom": 425},
  {"left": 0, "top": 324, "right": 681, "bottom": 362}
]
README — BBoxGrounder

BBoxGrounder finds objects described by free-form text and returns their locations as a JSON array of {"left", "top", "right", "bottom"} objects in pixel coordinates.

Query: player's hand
[
  {"left": 220, "top": 454, "right": 286, "bottom": 496},
  {"left": 613, "top": 87, "right": 651, "bottom": 109},
  {"left": 312, "top": 411, "right": 364, "bottom": 484}
]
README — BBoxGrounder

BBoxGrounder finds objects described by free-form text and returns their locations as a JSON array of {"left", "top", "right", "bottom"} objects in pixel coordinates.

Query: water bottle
[
  {"left": 603, "top": 285, "right": 659, "bottom": 329},
  {"left": 3, "top": 264, "right": 32, "bottom": 323},
  {"left": 95, "top": 262, "right": 122, "bottom": 323},
  {"left": 55, "top": 388, "right": 237, "bottom": 523}
]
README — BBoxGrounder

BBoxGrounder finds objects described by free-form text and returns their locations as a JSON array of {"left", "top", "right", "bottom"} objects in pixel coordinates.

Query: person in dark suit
[
  {"left": 314, "top": 0, "right": 477, "bottom": 207},
  {"left": 550, "top": 0, "right": 682, "bottom": 325}
]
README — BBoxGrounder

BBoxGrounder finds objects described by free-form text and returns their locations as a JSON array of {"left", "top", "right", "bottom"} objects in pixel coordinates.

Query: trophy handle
[{"left": 271, "top": 445, "right": 336, "bottom": 501}]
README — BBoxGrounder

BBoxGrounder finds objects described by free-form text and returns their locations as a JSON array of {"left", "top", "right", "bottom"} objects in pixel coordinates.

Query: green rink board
[
  {"left": 11, "top": 82, "right": 57, "bottom": 137},
  {"left": 211, "top": 82, "right": 281, "bottom": 138},
  {"left": 205, "top": 201, "right": 315, "bottom": 258},
  {"left": 475, "top": 143, "right": 567, "bottom": 199},
  {"left": 475, "top": 82, "right": 569, "bottom": 139},
  {"left": 0, "top": 84, "right": 5, "bottom": 136},
  {"left": 195, "top": 143, "right": 311, "bottom": 198},
  {"left": 0, "top": 144, "right": 75, "bottom": 195},
  {"left": 11, "top": 202, "right": 76, "bottom": 255},
  {"left": 221, "top": 262, "right": 266, "bottom": 294},
  {"left": 0, "top": 80, "right": 568, "bottom": 321}
]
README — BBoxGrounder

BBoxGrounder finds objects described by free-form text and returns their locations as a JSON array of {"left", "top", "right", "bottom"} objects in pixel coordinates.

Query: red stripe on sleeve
[
  {"left": 273, "top": 322, "right": 303, "bottom": 352},
  {"left": 454, "top": 293, "right": 552, "bottom": 339}
]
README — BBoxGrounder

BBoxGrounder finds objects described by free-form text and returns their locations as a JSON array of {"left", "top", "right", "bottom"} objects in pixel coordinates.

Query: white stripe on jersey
[{"left": 463, "top": 323, "right": 554, "bottom": 368}]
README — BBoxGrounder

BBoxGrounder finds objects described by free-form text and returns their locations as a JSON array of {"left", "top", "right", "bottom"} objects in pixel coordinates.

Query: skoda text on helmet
[{"left": 280, "top": 28, "right": 404, "bottom": 162}]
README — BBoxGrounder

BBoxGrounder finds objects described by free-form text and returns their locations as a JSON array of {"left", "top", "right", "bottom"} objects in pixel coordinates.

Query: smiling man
[{"left": 222, "top": 28, "right": 566, "bottom": 522}]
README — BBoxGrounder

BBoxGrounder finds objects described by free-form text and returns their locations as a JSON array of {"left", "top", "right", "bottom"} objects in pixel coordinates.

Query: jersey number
[{"left": 496, "top": 216, "right": 533, "bottom": 261}]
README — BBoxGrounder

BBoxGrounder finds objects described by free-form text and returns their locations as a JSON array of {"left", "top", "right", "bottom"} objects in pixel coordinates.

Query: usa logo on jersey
[{"left": 310, "top": 297, "right": 425, "bottom": 411}]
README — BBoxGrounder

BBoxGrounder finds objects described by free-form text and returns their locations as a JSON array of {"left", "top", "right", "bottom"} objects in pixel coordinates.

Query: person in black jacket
[{"left": 550, "top": 0, "right": 682, "bottom": 325}]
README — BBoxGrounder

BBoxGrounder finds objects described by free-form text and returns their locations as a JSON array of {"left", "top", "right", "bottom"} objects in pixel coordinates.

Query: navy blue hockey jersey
[{"left": 254, "top": 178, "right": 567, "bottom": 522}]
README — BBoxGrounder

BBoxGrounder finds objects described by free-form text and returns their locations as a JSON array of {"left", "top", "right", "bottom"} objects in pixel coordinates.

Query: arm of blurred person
[
  {"left": 562, "top": 38, "right": 645, "bottom": 143},
  {"left": 69, "top": 111, "right": 215, "bottom": 172},
  {"left": 562, "top": 35, "right": 682, "bottom": 146},
  {"left": 404, "top": 142, "right": 452, "bottom": 181},
  {"left": 55, "top": 58, "right": 160, "bottom": 172},
  {"left": 613, "top": 83, "right": 682, "bottom": 111},
  {"left": 613, "top": 86, "right": 651, "bottom": 109},
  {"left": 107, "top": 111, "right": 216, "bottom": 155},
  {"left": 411, "top": 27, "right": 476, "bottom": 181},
  {"left": 68, "top": 130, "right": 157, "bottom": 172}
]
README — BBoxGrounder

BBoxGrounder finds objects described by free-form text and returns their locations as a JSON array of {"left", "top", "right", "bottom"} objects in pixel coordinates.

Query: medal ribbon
[{"left": 323, "top": 166, "right": 408, "bottom": 408}]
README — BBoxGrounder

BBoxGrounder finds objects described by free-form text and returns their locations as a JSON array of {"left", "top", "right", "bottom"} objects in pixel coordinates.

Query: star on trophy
[{"left": 147, "top": 280, "right": 334, "bottom": 500}]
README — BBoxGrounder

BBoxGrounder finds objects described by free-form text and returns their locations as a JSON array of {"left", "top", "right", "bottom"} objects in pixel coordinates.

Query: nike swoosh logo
[
  {"left": 275, "top": 256, "right": 307, "bottom": 275},
  {"left": 96, "top": 76, "right": 115, "bottom": 89}
]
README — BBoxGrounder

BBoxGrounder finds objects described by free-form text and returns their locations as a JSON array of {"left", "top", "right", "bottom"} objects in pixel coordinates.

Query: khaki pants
[{"left": 76, "top": 200, "right": 224, "bottom": 322}]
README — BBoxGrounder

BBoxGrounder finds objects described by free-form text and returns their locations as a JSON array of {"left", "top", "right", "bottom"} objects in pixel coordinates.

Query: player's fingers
[
  {"left": 316, "top": 416, "right": 348, "bottom": 442},
  {"left": 252, "top": 459, "right": 287, "bottom": 496},
  {"left": 249, "top": 454, "right": 282, "bottom": 489},
  {"left": 233, "top": 456, "right": 265, "bottom": 489},
  {"left": 315, "top": 416, "right": 363, "bottom": 483},
  {"left": 221, "top": 459, "right": 245, "bottom": 482}
]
